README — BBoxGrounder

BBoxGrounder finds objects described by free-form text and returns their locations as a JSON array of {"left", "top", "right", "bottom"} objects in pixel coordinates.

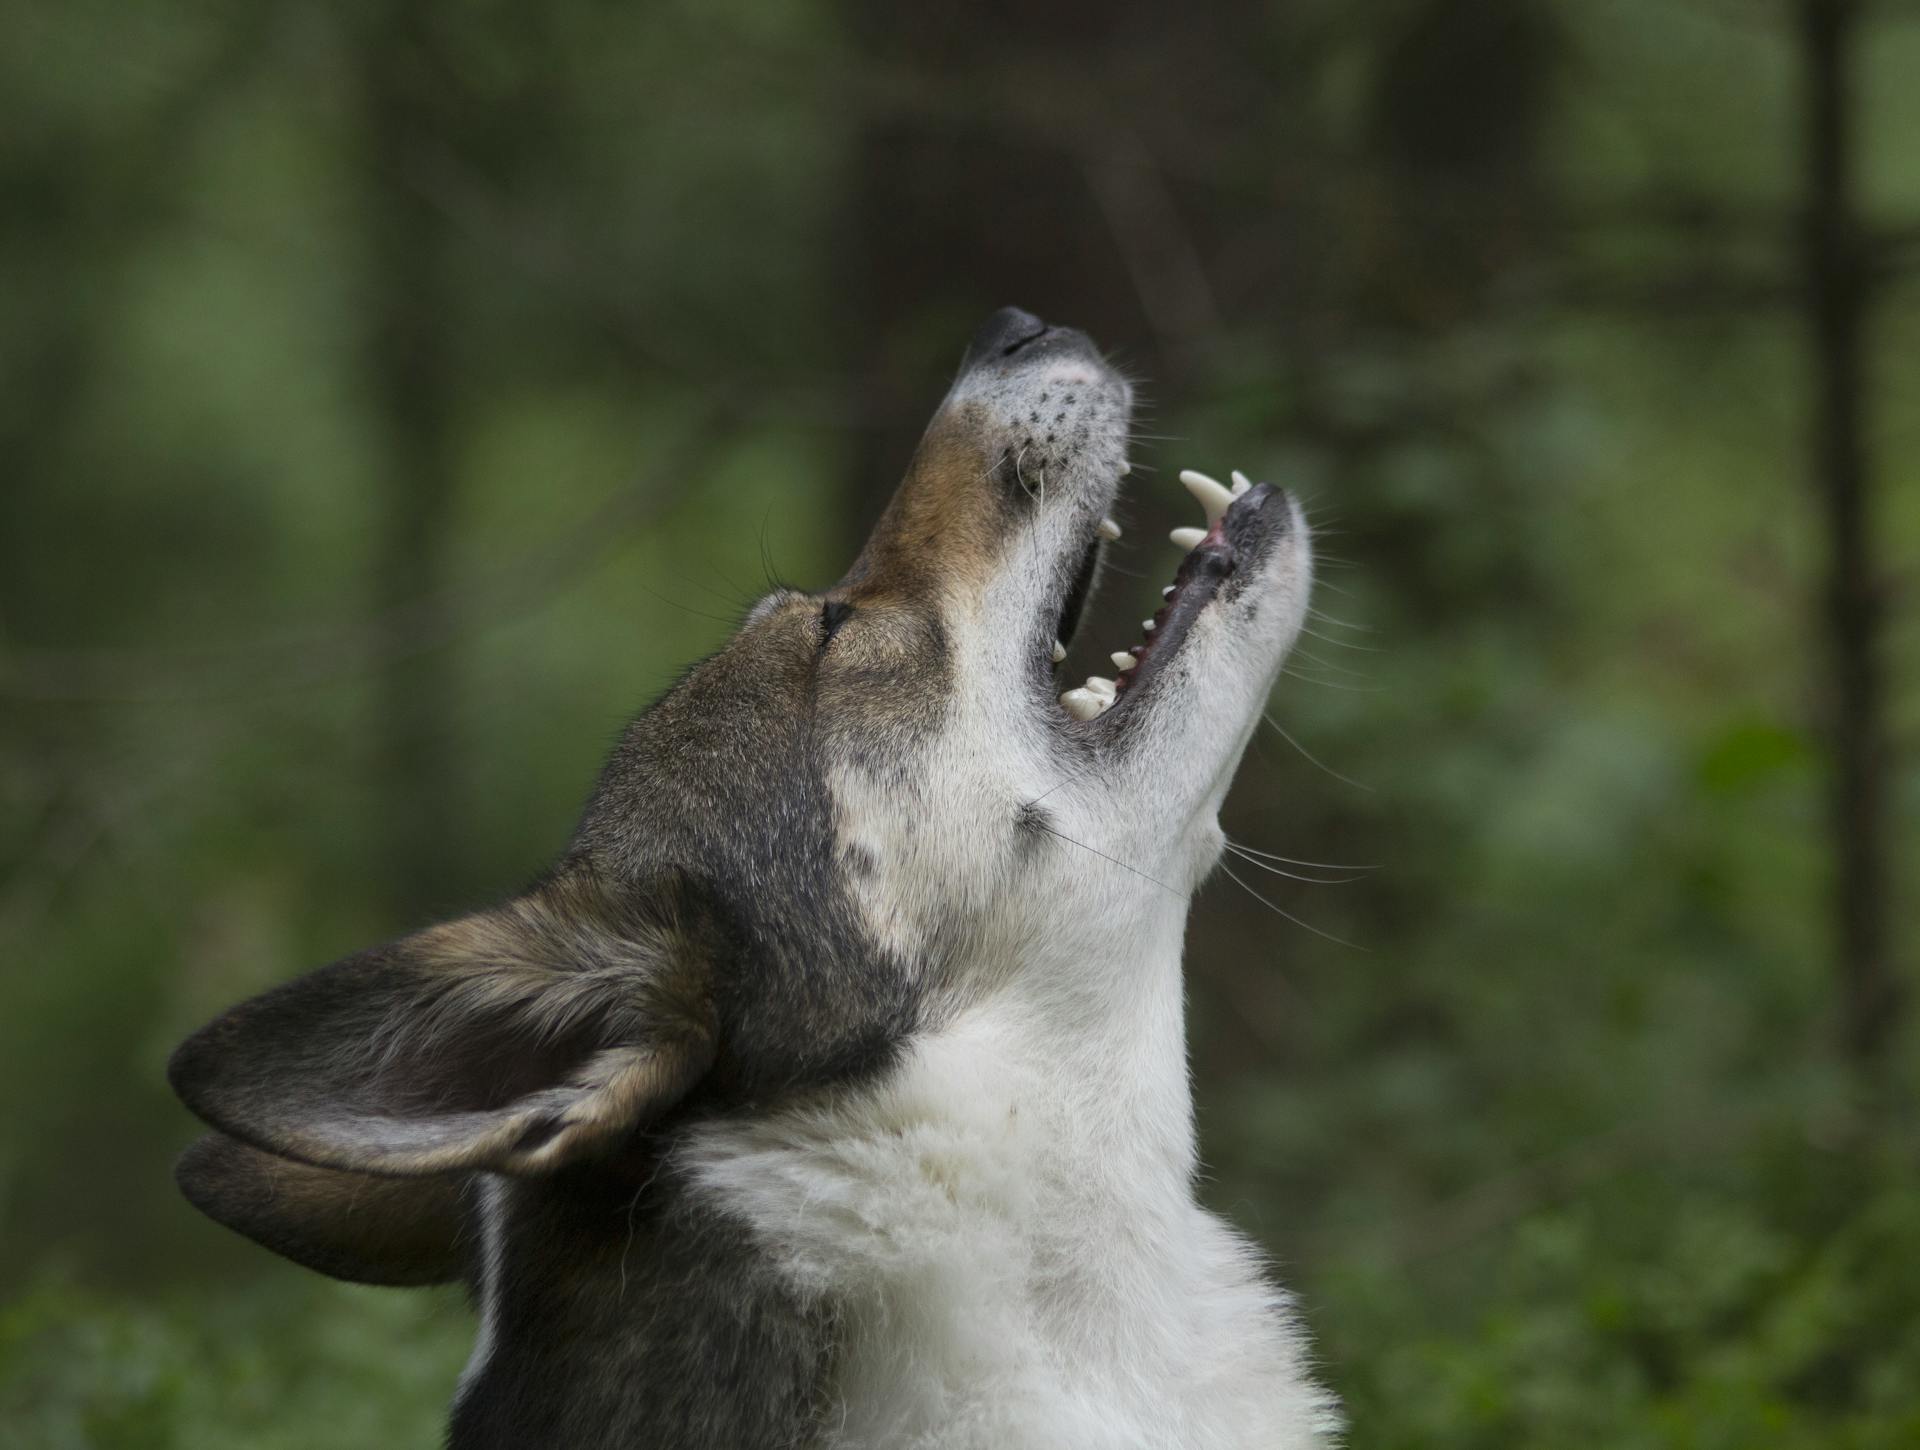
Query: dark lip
[
  {"left": 1053, "top": 532, "right": 1103, "bottom": 648},
  {"left": 1060, "top": 482, "right": 1290, "bottom": 724}
]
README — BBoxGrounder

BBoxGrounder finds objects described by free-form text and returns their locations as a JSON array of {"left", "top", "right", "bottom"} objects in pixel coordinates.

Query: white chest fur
[{"left": 682, "top": 981, "right": 1338, "bottom": 1449}]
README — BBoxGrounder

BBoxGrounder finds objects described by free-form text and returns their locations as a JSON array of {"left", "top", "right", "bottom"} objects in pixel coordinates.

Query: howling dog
[{"left": 170, "top": 308, "right": 1339, "bottom": 1447}]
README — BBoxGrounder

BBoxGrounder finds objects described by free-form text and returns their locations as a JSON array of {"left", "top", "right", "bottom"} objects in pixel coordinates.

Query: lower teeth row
[{"left": 1055, "top": 467, "right": 1253, "bottom": 722}]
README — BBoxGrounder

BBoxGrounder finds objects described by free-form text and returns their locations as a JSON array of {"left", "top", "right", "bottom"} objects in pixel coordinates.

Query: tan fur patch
[{"left": 843, "top": 404, "right": 1011, "bottom": 607}]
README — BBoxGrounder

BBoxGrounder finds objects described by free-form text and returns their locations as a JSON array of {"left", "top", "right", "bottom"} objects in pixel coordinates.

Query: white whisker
[
  {"left": 1226, "top": 830, "right": 1377, "bottom": 872},
  {"left": 1035, "top": 822, "right": 1182, "bottom": 898},
  {"left": 1290, "top": 646, "right": 1372, "bottom": 678},
  {"left": 1297, "top": 625, "right": 1379, "bottom": 653},
  {"left": 1225, "top": 843, "right": 1366, "bottom": 885},
  {"left": 1259, "top": 713, "right": 1374, "bottom": 793},
  {"left": 1280, "top": 665, "right": 1380, "bottom": 692},
  {"left": 1306, "top": 607, "right": 1372, "bottom": 632},
  {"left": 1216, "top": 862, "right": 1363, "bottom": 950}
]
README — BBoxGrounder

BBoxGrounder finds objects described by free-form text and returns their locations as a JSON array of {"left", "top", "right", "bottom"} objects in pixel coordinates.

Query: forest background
[{"left": 2, "top": 2, "right": 1916, "bottom": 1445}]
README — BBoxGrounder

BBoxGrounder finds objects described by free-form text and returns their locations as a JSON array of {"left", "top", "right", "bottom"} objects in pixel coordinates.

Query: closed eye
[{"left": 819, "top": 600, "right": 854, "bottom": 648}]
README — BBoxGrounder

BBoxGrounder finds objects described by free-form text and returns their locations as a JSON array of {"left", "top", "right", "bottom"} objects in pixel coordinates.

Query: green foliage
[
  {"left": 2, "top": 0, "right": 1915, "bottom": 1445},
  {"left": 0, "top": 1277, "right": 468, "bottom": 1450},
  {"left": 1316, "top": 1150, "right": 1920, "bottom": 1448}
]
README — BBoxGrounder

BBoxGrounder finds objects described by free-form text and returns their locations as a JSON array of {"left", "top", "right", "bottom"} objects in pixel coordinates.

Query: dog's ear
[
  {"left": 168, "top": 867, "right": 721, "bottom": 1179},
  {"left": 175, "top": 1133, "right": 470, "bottom": 1285}
]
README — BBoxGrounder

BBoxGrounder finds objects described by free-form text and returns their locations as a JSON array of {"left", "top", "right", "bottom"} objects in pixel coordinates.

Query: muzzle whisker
[
  {"left": 1226, "top": 829, "right": 1378, "bottom": 873},
  {"left": 1279, "top": 664, "right": 1382, "bottom": 693},
  {"left": 1215, "top": 861, "right": 1364, "bottom": 951},
  {"left": 1013, "top": 442, "right": 1035, "bottom": 500},
  {"left": 672, "top": 564, "right": 762, "bottom": 616},
  {"left": 1031, "top": 821, "right": 1182, "bottom": 899},
  {"left": 1296, "top": 625, "right": 1381, "bottom": 654},
  {"left": 1023, "top": 765, "right": 1100, "bottom": 809},
  {"left": 1289, "top": 646, "right": 1372, "bottom": 679},
  {"left": 635, "top": 584, "right": 748, "bottom": 628},
  {"left": 1259, "top": 712, "right": 1375, "bottom": 793},
  {"left": 1223, "top": 841, "right": 1367, "bottom": 886},
  {"left": 1305, "top": 607, "right": 1374, "bottom": 632}
]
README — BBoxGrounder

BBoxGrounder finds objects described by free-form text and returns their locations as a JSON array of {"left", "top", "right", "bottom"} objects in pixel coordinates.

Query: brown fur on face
[{"left": 840, "top": 405, "right": 1014, "bottom": 607}]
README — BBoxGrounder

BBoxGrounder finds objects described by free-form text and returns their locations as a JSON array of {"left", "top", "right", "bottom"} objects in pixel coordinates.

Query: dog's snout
[
  {"left": 961, "top": 307, "right": 1050, "bottom": 371},
  {"left": 957, "top": 307, "right": 1106, "bottom": 385}
]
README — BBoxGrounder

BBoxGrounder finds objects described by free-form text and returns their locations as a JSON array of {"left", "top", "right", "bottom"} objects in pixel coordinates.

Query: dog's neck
[
  {"left": 679, "top": 886, "right": 1332, "bottom": 1449},
  {"left": 988, "top": 897, "right": 1199, "bottom": 1178}
]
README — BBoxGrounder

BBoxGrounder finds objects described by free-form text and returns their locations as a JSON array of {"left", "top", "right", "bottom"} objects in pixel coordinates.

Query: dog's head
[{"left": 169, "top": 303, "right": 1311, "bottom": 1298}]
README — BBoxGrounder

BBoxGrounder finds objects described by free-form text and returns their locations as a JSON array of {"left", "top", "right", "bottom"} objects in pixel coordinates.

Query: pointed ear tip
[
  {"left": 173, "top": 1133, "right": 237, "bottom": 1213},
  {"left": 167, "top": 1015, "right": 250, "bottom": 1121},
  {"left": 166, "top": 1027, "right": 216, "bottom": 1111}
]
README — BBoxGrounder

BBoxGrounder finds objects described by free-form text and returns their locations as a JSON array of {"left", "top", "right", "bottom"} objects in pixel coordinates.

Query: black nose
[{"left": 960, "top": 307, "right": 1050, "bottom": 372}]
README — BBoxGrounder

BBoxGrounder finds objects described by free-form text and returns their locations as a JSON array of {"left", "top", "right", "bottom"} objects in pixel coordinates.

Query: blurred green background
[{"left": 3, "top": 1, "right": 1916, "bottom": 1445}]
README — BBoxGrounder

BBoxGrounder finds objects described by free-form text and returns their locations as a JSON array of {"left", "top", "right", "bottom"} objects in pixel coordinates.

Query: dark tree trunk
[
  {"left": 832, "top": 11, "right": 1132, "bottom": 539},
  {"left": 1797, "top": 0, "right": 1898, "bottom": 1082},
  {"left": 831, "top": 1, "right": 1272, "bottom": 541},
  {"left": 360, "top": 8, "right": 463, "bottom": 923}
]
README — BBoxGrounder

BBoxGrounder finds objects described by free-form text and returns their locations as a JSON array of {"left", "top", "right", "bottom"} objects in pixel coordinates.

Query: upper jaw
[
  {"left": 930, "top": 310, "right": 1311, "bottom": 776},
  {"left": 937, "top": 331, "right": 1133, "bottom": 675}
]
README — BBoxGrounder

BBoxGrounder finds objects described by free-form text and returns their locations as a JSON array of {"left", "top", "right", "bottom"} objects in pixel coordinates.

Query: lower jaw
[{"left": 1046, "top": 475, "right": 1283, "bottom": 728}]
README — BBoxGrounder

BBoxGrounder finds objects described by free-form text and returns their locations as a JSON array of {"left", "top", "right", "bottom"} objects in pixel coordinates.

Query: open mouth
[{"left": 1049, "top": 469, "right": 1285, "bottom": 724}]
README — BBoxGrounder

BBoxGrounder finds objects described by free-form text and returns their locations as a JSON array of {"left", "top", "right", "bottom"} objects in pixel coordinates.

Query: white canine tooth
[
  {"left": 1179, "top": 469, "right": 1235, "bottom": 524},
  {"left": 1060, "top": 687, "right": 1103, "bottom": 721},
  {"left": 1230, "top": 470, "right": 1253, "bottom": 497},
  {"left": 1097, "top": 517, "right": 1122, "bottom": 541},
  {"left": 1170, "top": 526, "right": 1206, "bottom": 551},
  {"left": 1119, "top": 460, "right": 1132, "bottom": 476},
  {"left": 1111, "top": 651, "right": 1136, "bottom": 672},
  {"left": 1143, "top": 619, "right": 1156, "bottom": 632},
  {"left": 1162, "top": 585, "right": 1175, "bottom": 598},
  {"left": 1051, "top": 639, "right": 1067, "bottom": 663},
  {"left": 1085, "top": 675, "right": 1116, "bottom": 700}
]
